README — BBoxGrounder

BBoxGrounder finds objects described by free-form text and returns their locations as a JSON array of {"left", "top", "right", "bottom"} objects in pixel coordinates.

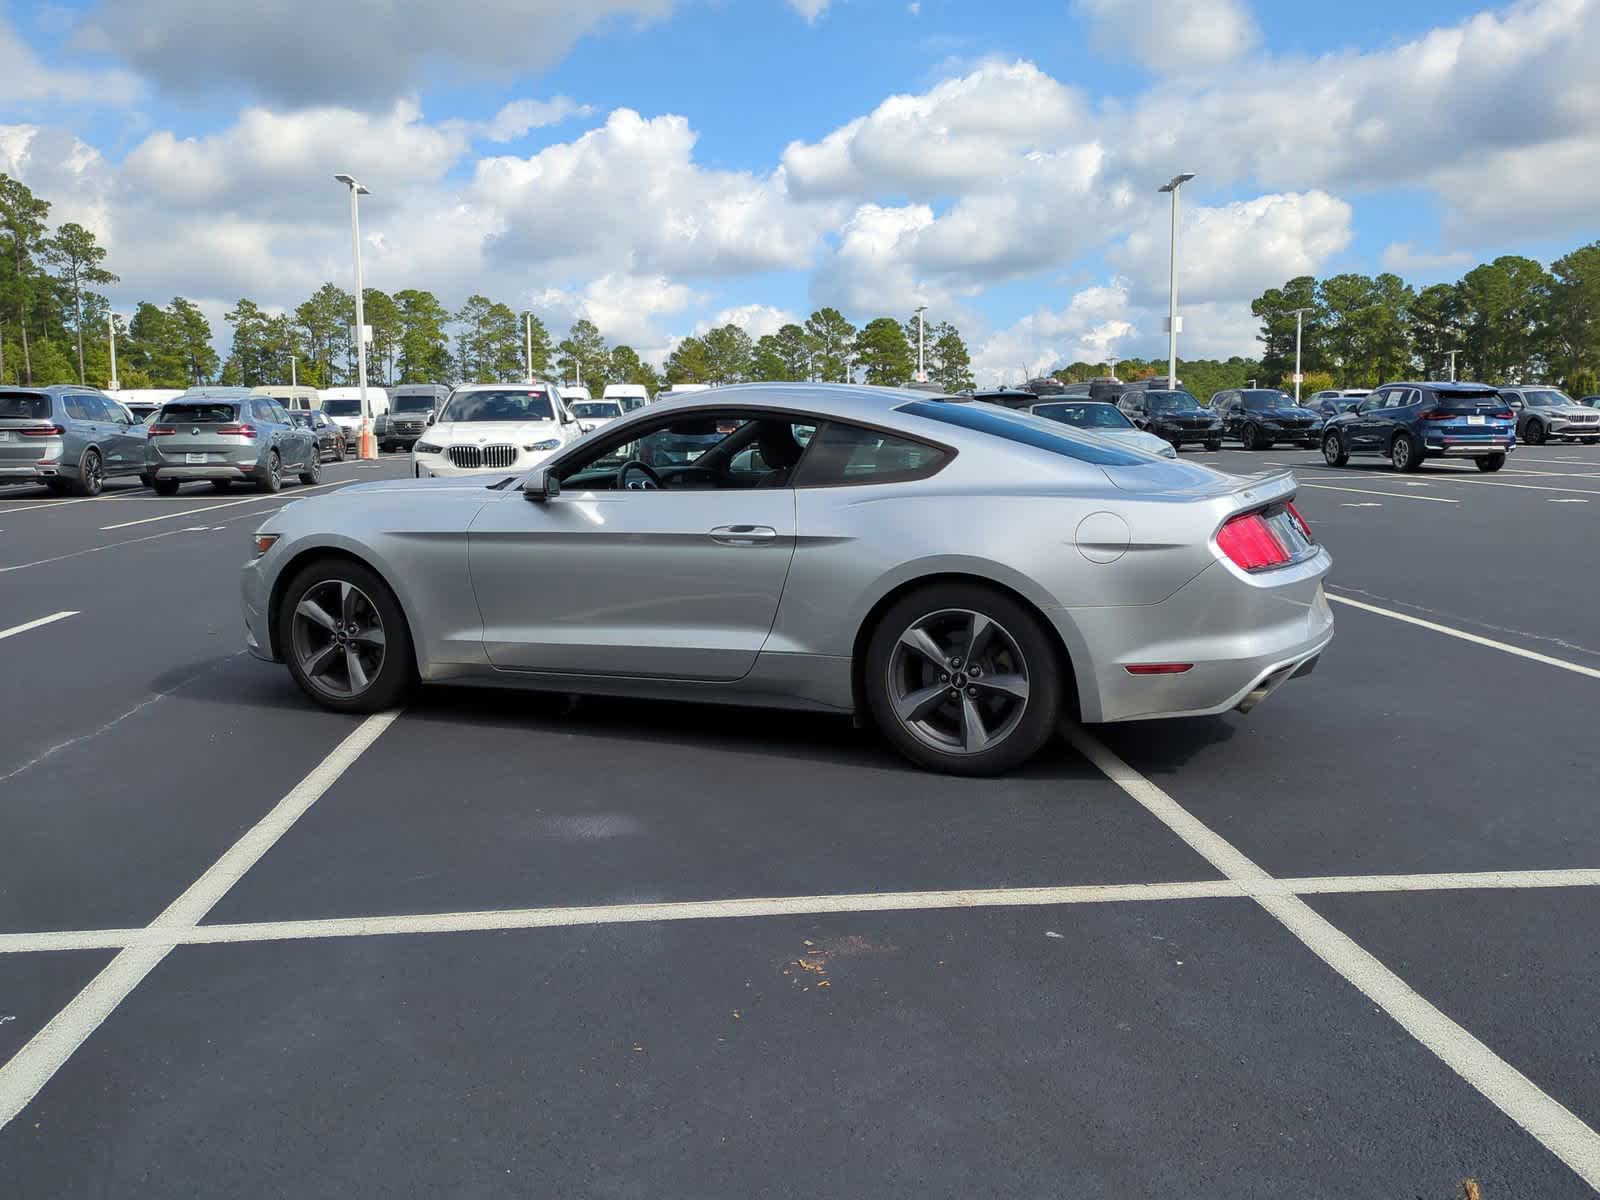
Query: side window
[
  {"left": 64, "top": 395, "right": 96, "bottom": 421},
  {"left": 1500, "top": 391, "right": 1523, "bottom": 409},
  {"left": 791, "top": 421, "right": 949, "bottom": 487},
  {"left": 1359, "top": 392, "right": 1385, "bottom": 413},
  {"left": 1387, "top": 390, "right": 1414, "bottom": 409}
]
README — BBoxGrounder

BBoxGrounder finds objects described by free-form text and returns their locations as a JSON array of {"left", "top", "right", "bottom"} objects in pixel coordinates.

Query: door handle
[{"left": 708, "top": 524, "right": 778, "bottom": 546}]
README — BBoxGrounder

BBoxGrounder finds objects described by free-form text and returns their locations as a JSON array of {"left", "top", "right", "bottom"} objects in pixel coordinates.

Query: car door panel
[{"left": 468, "top": 488, "right": 798, "bottom": 680}]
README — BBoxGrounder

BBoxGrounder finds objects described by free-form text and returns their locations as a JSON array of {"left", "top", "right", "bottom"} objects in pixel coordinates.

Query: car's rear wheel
[
  {"left": 257, "top": 450, "right": 282, "bottom": 493},
  {"left": 1523, "top": 420, "right": 1545, "bottom": 446},
  {"left": 1391, "top": 433, "right": 1423, "bottom": 472},
  {"left": 1322, "top": 431, "right": 1349, "bottom": 467},
  {"left": 1204, "top": 439, "right": 1222, "bottom": 452},
  {"left": 45, "top": 478, "right": 70, "bottom": 495},
  {"left": 152, "top": 478, "right": 180, "bottom": 496},
  {"left": 72, "top": 449, "right": 104, "bottom": 497},
  {"left": 1476, "top": 453, "right": 1506, "bottom": 472},
  {"left": 279, "top": 560, "right": 415, "bottom": 713},
  {"left": 211, "top": 480, "right": 232, "bottom": 492},
  {"left": 865, "top": 584, "right": 1061, "bottom": 776}
]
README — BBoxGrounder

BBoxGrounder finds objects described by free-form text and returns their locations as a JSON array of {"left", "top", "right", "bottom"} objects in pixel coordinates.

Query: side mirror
[
  {"left": 425, "top": 412, "right": 436, "bottom": 426},
  {"left": 523, "top": 467, "right": 561, "bottom": 502}
]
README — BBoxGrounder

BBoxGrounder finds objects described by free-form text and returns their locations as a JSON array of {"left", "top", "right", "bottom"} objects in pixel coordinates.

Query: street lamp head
[
  {"left": 1158, "top": 172, "right": 1197, "bottom": 193},
  {"left": 334, "top": 173, "right": 370, "bottom": 194}
]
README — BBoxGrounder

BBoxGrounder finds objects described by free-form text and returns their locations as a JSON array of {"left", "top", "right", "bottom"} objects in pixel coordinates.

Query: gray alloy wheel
[
  {"left": 289, "top": 579, "right": 388, "bottom": 701},
  {"left": 1524, "top": 419, "right": 1546, "bottom": 446},
  {"left": 299, "top": 453, "right": 322, "bottom": 486},
  {"left": 73, "top": 448, "right": 104, "bottom": 497},
  {"left": 1322, "top": 431, "right": 1349, "bottom": 467},
  {"left": 1391, "top": 433, "right": 1420, "bottom": 472},
  {"left": 258, "top": 449, "right": 282, "bottom": 493},
  {"left": 885, "top": 607, "right": 1031, "bottom": 758}
]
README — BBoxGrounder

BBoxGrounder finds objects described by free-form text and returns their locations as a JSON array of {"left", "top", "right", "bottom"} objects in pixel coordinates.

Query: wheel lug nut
[
  {"left": 967, "top": 687, "right": 978, "bottom": 697},
  {"left": 940, "top": 673, "right": 950, "bottom": 683},
  {"left": 949, "top": 689, "right": 960, "bottom": 699}
]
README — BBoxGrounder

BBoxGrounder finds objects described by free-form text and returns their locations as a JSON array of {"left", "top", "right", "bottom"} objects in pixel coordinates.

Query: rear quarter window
[{"left": 898, "top": 399, "right": 1150, "bottom": 466}]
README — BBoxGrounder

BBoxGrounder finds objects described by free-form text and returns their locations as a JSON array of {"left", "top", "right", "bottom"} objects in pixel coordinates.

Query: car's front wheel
[
  {"left": 864, "top": 584, "right": 1062, "bottom": 776},
  {"left": 1524, "top": 420, "right": 1546, "bottom": 446},
  {"left": 1322, "top": 431, "right": 1349, "bottom": 467},
  {"left": 1476, "top": 453, "right": 1507, "bottom": 472},
  {"left": 279, "top": 559, "right": 415, "bottom": 713},
  {"left": 1204, "top": 439, "right": 1222, "bottom": 452}
]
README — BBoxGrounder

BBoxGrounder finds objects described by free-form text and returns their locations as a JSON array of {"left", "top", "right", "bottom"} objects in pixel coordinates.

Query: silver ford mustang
[{"left": 242, "top": 383, "right": 1333, "bottom": 775}]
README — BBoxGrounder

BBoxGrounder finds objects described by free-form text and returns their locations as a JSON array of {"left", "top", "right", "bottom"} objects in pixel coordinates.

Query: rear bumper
[
  {"left": 0, "top": 463, "right": 62, "bottom": 481},
  {"left": 148, "top": 462, "right": 262, "bottom": 482},
  {"left": 1056, "top": 552, "right": 1335, "bottom": 724},
  {"left": 1421, "top": 437, "right": 1514, "bottom": 456}
]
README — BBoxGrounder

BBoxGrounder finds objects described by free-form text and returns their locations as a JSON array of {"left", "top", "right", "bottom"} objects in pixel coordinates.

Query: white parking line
[
  {"left": 0, "top": 611, "right": 78, "bottom": 642},
  {"left": 1297, "top": 482, "right": 1458, "bottom": 503},
  {"left": 0, "top": 488, "right": 155, "bottom": 515},
  {"left": 0, "top": 710, "right": 401, "bottom": 1131},
  {"left": 2, "top": 866, "right": 1599, "bottom": 956},
  {"left": 1326, "top": 593, "right": 1600, "bottom": 681},
  {"left": 1062, "top": 725, "right": 1600, "bottom": 1191},
  {"left": 98, "top": 480, "right": 347, "bottom": 530}
]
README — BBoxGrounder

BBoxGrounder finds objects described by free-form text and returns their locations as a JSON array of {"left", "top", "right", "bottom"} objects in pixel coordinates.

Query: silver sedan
[{"left": 241, "top": 384, "right": 1333, "bottom": 775}]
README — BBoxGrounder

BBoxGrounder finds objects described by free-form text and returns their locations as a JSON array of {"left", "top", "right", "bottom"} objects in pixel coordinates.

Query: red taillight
[
  {"left": 1217, "top": 511, "right": 1291, "bottom": 571},
  {"left": 1420, "top": 409, "right": 1454, "bottom": 421},
  {"left": 1286, "top": 502, "right": 1313, "bottom": 541},
  {"left": 1125, "top": 663, "right": 1194, "bottom": 675},
  {"left": 148, "top": 424, "right": 177, "bottom": 437},
  {"left": 19, "top": 424, "right": 65, "bottom": 437},
  {"left": 1492, "top": 410, "right": 1514, "bottom": 420},
  {"left": 217, "top": 423, "right": 258, "bottom": 438}
]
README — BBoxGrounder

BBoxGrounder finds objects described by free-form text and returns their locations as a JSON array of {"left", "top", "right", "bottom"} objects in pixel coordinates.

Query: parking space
[{"left": 3, "top": 442, "right": 1600, "bottom": 1196}]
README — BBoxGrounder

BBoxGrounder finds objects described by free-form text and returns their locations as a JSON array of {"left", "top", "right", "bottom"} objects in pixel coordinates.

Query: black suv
[
  {"left": 1212, "top": 388, "right": 1322, "bottom": 450},
  {"left": 964, "top": 389, "right": 1038, "bottom": 411},
  {"left": 1117, "top": 389, "right": 1223, "bottom": 450}
]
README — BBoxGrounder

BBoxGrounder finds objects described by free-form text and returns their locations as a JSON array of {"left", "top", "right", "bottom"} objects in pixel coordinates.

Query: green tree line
[{"left": 1251, "top": 242, "right": 1600, "bottom": 395}]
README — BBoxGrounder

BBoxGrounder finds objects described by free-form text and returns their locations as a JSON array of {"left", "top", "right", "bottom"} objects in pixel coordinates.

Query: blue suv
[{"left": 1320, "top": 381, "right": 1514, "bottom": 473}]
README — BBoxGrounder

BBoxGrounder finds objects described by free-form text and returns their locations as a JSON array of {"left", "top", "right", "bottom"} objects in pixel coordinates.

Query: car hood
[
  {"left": 1542, "top": 405, "right": 1598, "bottom": 417},
  {"left": 428, "top": 420, "right": 562, "bottom": 442}
]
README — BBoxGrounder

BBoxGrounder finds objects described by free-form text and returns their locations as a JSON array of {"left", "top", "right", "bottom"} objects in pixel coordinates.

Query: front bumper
[
  {"left": 1058, "top": 551, "right": 1335, "bottom": 723},
  {"left": 412, "top": 447, "right": 558, "bottom": 478},
  {"left": 241, "top": 555, "right": 277, "bottom": 662}
]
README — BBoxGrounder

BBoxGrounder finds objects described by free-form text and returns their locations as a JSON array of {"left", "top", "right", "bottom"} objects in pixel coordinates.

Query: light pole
[
  {"left": 1288, "top": 307, "right": 1313, "bottom": 403},
  {"left": 524, "top": 313, "right": 534, "bottom": 384},
  {"left": 107, "top": 312, "right": 120, "bottom": 390},
  {"left": 1158, "top": 172, "right": 1195, "bottom": 389},
  {"left": 335, "top": 173, "right": 377, "bottom": 459},
  {"left": 1446, "top": 349, "right": 1460, "bottom": 381},
  {"left": 914, "top": 305, "right": 928, "bottom": 383}
]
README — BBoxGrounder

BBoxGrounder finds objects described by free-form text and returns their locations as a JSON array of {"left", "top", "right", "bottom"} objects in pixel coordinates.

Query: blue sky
[{"left": 4, "top": 0, "right": 1596, "bottom": 381}]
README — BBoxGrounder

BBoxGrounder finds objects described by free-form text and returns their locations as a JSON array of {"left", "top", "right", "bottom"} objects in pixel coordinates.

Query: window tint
[
  {"left": 791, "top": 421, "right": 949, "bottom": 486},
  {"left": 0, "top": 392, "right": 52, "bottom": 420},
  {"left": 898, "top": 399, "right": 1149, "bottom": 467},
  {"left": 63, "top": 395, "right": 95, "bottom": 421},
  {"left": 441, "top": 387, "right": 554, "bottom": 423},
  {"left": 161, "top": 403, "right": 240, "bottom": 423}
]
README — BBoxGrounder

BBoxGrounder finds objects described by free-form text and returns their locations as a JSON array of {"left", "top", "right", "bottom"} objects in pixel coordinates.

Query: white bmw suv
[{"left": 411, "top": 382, "right": 579, "bottom": 478}]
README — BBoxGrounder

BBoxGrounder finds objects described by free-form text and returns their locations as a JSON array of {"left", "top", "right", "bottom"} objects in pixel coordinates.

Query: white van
[
  {"left": 319, "top": 386, "right": 390, "bottom": 437},
  {"left": 107, "top": 388, "right": 184, "bottom": 423},
  {"left": 253, "top": 385, "right": 322, "bottom": 412},
  {"left": 602, "top": 383, "right": 650, "bottom": 413},
  {"left": 559, "top": 385, "right": 593, "bottom": 405}
]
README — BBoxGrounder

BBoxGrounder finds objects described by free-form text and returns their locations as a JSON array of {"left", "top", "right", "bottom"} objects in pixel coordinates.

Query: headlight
[
  {"left": 525, "top": 439, "right": 561, "bottom": 451},
  {"left": 413, "top": 441, "right": 442, "bottom": 455},
  {"left": 1160, "top": 444, "right": 1178, "bottom": 458}
]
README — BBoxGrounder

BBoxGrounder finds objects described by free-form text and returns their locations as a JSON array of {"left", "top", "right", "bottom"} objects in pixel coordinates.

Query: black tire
[
  {"left": 1476, "top": 453, "right": 1506, "bottom": 473},
  {"left": 72, "top": 448, "right": 104, "bottom": 497},
  {"left": 210, "top": 480, "right": 232, "bottom": 492},
  {"left": 1523, "top": 419, "right": 1545, "bottom": 446},
  {"left": 278, "top": 558, "right": 416, "bottom": 713},
  {"left": 299, "top": 453, "right": 322, "bottom": 486},
  {"left": 1204, "top": 439, "right": 1222, "bottom": 452},
  {"left": 1322, "top": 431, "right": 1349, "bottom": 467},
  {"left": 152, "top": 478, "right": 181, "bottom": 496},
  {"left": 257, "top": 450, "right": 283, "bottom": 494},
  {"left": 1391, "top": 432, "right": 1423, "bottom": 472},
  {"left": 863, "top": 582, "right": 1062, "bottom": 776},
  {"left": 1241, "top": 422, "right": 1262, "bottom": 450},
  {"left": 44, "top": 478, "right": 70, "bottom": 495}
]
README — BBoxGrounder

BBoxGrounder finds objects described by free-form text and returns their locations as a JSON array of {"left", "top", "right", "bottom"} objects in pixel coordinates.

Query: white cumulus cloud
[{"left": 1076, "top": 0, "right": 1259, "bottom": 73}]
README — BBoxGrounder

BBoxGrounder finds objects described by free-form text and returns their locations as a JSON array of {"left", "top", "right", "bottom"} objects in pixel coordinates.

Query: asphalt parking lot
[{"left": 2, "top": 444, "right": 1599, "bottom": 1198}]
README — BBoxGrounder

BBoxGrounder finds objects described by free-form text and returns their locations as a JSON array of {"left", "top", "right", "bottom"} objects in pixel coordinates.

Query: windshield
[
  {"left": 160, "top": 402, "right": 240, "bottom": 423},
  {"left": 573, "top": 402, "right": 622, "bottom": 419},
  {"left": 1031, "top": 402, "right": 1133, "bottom": 430},
  {"left": 441, "top": 388, "right": 554, "bottom": 423},
  {"left": 1243, "top": 390, "right": 1292, "bottom": 411},
  {"left": 393, "top": 394, "right": 437, "bottom": 412},
  {"left": 1145, "top": 392, "right": 1203, "bottom": 413},
  {"left": 614, "top": 396, "right": 646, "bottom": 411},
  {"left": 0, "top": 392, "right": 52, "bottom": 420},
  {"left": 322, "top": 399, "right": 362, "bottom": 416},
  {"left": 1523, "top": 389, "right": 1573, "bottom": 408}
]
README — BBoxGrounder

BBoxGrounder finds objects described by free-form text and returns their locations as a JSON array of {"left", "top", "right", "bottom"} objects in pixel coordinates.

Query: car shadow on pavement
[
  {"left": 1087, "top": 716, "right": 1238, "bottom": 778},
  {"left": 405, "top": 686, "right": 1107, "bottom": 783}
]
